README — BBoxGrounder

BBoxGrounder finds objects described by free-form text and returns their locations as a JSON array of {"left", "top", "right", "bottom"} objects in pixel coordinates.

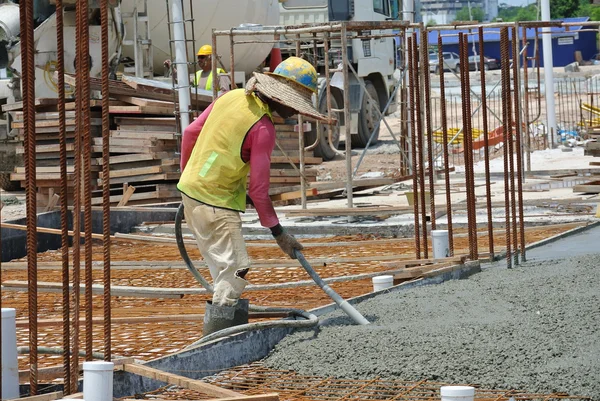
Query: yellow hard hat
[{"left": 197, "top": 45, "right": 212, "bottom": 56}]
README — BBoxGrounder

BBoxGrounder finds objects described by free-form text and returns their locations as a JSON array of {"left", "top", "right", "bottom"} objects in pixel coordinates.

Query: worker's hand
[
  {"left": 275, "top": 231, "right": 304, "bottom": 259},
  {"left": 270, "top": 224, "right": 303, "bottom": 259}
]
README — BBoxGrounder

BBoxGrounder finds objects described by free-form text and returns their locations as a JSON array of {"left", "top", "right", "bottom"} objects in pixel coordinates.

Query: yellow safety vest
[
  {"left": 177, "top": 89, "right": 272, "bottom": 212},
  {"left": 194, "top": 68, "right": 226, "bottom": 90}
]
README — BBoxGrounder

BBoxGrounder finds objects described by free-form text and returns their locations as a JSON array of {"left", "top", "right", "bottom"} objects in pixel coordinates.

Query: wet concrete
[
  {"left": 526, "top": 224, "right": 600, "bottom": 261},
  {"left": 263, "top": 252, "right": 600, "bottom": 398}
]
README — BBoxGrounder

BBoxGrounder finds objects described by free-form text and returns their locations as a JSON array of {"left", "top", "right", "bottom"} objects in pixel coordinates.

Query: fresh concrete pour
[{"left": 263, "top": 253, "right": 600, "bottom": 399}]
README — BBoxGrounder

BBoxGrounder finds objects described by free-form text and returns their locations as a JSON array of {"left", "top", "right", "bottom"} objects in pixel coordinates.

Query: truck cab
[{"left": 279, "top": 0, "right": 399, "bottom": 160}]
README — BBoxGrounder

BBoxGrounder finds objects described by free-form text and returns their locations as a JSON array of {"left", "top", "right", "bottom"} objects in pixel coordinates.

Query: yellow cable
[{"left": 43, "top": 60, "right": 75, "bottom": 96}]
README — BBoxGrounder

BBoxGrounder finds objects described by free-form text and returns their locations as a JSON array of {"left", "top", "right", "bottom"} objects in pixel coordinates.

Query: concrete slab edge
[
  {"left": 523, "top": 220, "right": 600, "bottom": 251},
  {"left": 487, "top": 220, "right": 600, "bottom": 263}
]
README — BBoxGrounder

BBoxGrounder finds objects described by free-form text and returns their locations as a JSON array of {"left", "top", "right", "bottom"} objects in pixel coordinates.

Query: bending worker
[
  {"left": 177, "top": 57, "right": 330, "bottom": 329},
  {"left": 194, "top": 44, "right": 231, "bottom": 92}
]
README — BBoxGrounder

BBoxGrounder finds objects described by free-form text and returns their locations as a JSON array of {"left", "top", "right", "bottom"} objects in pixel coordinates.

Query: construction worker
[
  {"left": 193, "top": 44, "right": 231, "bottom": 92},
  {"left": 177, "top": 57, "right": 329, "bottom": 332}
]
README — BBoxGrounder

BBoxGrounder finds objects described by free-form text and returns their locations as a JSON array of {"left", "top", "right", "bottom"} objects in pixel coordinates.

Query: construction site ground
[{"left": 2, "top": 144, "right": 599, "bottom": 399}]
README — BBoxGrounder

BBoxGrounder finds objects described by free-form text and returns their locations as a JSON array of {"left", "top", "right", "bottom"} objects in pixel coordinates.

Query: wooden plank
[
  {"left": 1, "top": 222, "right": 106, "bottom": 240},
  {"left": 271, "top": 187, "right": 319, "bottom": 201},
  {"left": 382, "top": 255, "right": 468, "bottom": 269},
  {"left": 45, "top": 193, "right": 60, "bottom": 212},
  {"left": 91, "top": 145, "right": 172, "bottom": 154},
  {"left": 111, "top": 95, "right": 175, "bottom": 108},
  {"left": 12, "top": 118, "right": 101, "bottom": 129},
  {"left": 61, "top": 393, "right": 83, "bottom": 399},
  {"left": 114, "top": 116, "right": 176, "bottom": 126},
  {"left": 2, "top": 98, "right": 62, "bottom": 112},
  {"left": 573, "top": 181, "right": 600, "bottom": 194},
  {"left": 101, "top": 165, "right": 178, "bottom": 179},
  {"left": 121, "top": 395, "right": 280, "bottom": 401},
  {"left": 117, "top": 185, "right": 136, "bottom": 207},
  {"left": 15, "top": 166, "right": 75, "bottom": 174},
  {"left": 94, "top": 152, "right": 173, "bottom": 165},
  {"left": 283, "top": 206, "right": 417, "bottom": 217},
  {"left": 270, "top": 156, "right": 322, "bottom": 164},
  {"left": 109, "top": 105, "right": 174, "bottom": 115},
  {"left": 109, "top": 130, "right": 176, "bottom": 140},
  {"left": 97, "top": 172, "right": 180, "bottom": 186},
  {"left": 122, "top": 364, "right": 242, "bottom": 398},
  {"left": 9, "top": 391, "right": 62, "bottom": 401},
  {"left": 91, "top": 189, "right": 180, "bottom": 205},
  {"left": 393, "top": 262, "right": 455, "bottom": 282},
  {"left": 269, "top": 168, "right": 317, "bottom": 177},
  {"left": 92, "top": 137, "right": 175, "bottom": 147}
]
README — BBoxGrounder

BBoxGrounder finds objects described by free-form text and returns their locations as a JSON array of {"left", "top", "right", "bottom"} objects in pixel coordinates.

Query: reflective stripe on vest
[
  {"left": 194, "top": 68, "right": 226, "bottom": 90},
  {"left": 177, "top": 89, "right": 272, "bottom": 212}
]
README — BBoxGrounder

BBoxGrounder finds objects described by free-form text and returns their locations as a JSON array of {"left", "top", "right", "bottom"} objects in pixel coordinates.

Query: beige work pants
[{"left": 182, "top": 195, "right": 249, "bottom": 306}]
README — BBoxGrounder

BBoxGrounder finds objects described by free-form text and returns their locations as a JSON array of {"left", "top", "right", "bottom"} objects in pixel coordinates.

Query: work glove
[{"left": 270, "top": 224, "right": 304, "bottom": 259}]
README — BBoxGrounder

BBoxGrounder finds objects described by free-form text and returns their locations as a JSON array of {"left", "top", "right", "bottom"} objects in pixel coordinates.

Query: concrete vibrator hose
[{"left": 174, "top": 203, "right": 369, "bottom": 347}]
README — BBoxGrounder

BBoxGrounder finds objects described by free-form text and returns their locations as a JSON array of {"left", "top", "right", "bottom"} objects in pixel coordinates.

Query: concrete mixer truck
[{"left": 0, "top": 0, "right": 400, "bottom": 188}]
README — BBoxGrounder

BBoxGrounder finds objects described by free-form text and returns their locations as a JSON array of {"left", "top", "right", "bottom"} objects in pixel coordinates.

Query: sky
[{"left": 499, "top": 0, "right": 536, "bottom": 6}]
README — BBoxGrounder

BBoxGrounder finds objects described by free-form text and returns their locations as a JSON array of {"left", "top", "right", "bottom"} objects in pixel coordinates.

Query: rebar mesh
[{"left": 125, "top": 362, "right": 593, "bottom": 401}]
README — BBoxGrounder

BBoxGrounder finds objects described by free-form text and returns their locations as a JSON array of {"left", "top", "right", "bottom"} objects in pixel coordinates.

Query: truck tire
[
  {"left": 0, "top": 173, "right": 20, "bottom": 191},
  {"left": 305, "top": 93, "right": 340, "bottom": 161},
  {"left": 353, "top": 80, "right": 380, "bottom": 148}
]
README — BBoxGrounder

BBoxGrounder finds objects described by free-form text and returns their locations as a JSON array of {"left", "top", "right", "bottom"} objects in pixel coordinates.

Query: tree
[
  {"left": 426, "top": 19, "right": 437, "bottom": 26},
  {"left": 454, "top": 5, "right": 485, "bottom": 22},
  {"left": 515, "top": 5, "right": 538, "bottom": 21},
  {"left": 576, "top": 0, "right": 600, "bottom": 21},
  {"left": 550, "top": 0, "right": 580, "bottom": 19},
  {"left": 498, "top": 3, "right": 537, "bottom": 22}
]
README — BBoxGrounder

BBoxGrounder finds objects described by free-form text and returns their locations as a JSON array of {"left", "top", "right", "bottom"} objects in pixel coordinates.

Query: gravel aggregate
[{"left": 264, "top": 253, "right": 600, "bottom": 399}]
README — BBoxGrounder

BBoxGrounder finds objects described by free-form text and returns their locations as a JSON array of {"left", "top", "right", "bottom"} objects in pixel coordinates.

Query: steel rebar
[
  {"left": 506, "top": 30, "right": 518, "bottom": 266},
  {"left": 437, "top": 34, "right": 454, "bottom": 257},
  {"left": 458, "top": 34, "right": 475, "bottom": 260},
  {"left": 71, "top": 1, "right": 83, "bottom": 387},
  {"left": 413, "top": 31, "right": 428, "bottom": 258},
  {"left": 408, "top": 36, "right": 420, "bottom": 259},
  {"left": 21, "top": 0, "right": 38, "bottom": 394},
  {"left": 100, "top": 0, "right": 112, "bottom": 361},
  {"left": 463, "top": 36, "right": 478, "bottom": 260},
  {"left": 55, "top": 0, "right": 71, "bottom": 390},
  {"left": 500, "top": 28, "right": 512, "bottom": 268},
  {"left": 512, "top": 27, "right": 526, "bottom": 263},
  {"left": 421, "top": 28, "right": 436, "bottom": 231},
  {"left": 78, "top": 0, "right": 94, "bottom": 360},
  {"left": 478, "top": 27, "right": 494, "bottom": 262}
]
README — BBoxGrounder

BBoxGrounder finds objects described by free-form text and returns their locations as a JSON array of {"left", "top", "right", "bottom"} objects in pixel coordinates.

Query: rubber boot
[{"left": 202, "top": 298, "right": 249, "bottom": 337}]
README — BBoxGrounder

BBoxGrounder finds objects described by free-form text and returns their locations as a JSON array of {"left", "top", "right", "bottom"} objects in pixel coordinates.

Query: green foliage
[
  {"left": 498, "top": 4, "right": 537, "bottom": 22},
  {"left": 550, "top": 0, "right": 580, "bottom": 19},
  {"left": 426, "top": 19, "right": 437, "bottom": 26},
  {"left": 454, "top": 5, "right": 485, "bottom": 22},
  {"left": 576, "top": 2, "right": 600, "bottom": 21}
]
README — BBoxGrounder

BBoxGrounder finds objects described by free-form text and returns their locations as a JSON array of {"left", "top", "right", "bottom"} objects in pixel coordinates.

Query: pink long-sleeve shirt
[{"left": 180, "top": 102, "right": 279, "bottom": 229}]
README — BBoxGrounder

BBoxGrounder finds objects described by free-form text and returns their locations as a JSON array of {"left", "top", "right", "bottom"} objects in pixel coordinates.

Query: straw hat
[{"left": 245, "top": 71, "right": 332, "bottom": 123}]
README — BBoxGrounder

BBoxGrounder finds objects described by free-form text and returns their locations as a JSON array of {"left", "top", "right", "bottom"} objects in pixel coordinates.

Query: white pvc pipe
[
  {"left": 83, "top": 361, "right": 114, "bottom": 401},
  {"left": 170, "top": 0, "right": 191, "bottom": 132},
  {"left": 1, "top": 308, "right": 19, "bottom": 400},
  {"left": 540, "top": 0, "right": 556, "bottom": 147}
]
